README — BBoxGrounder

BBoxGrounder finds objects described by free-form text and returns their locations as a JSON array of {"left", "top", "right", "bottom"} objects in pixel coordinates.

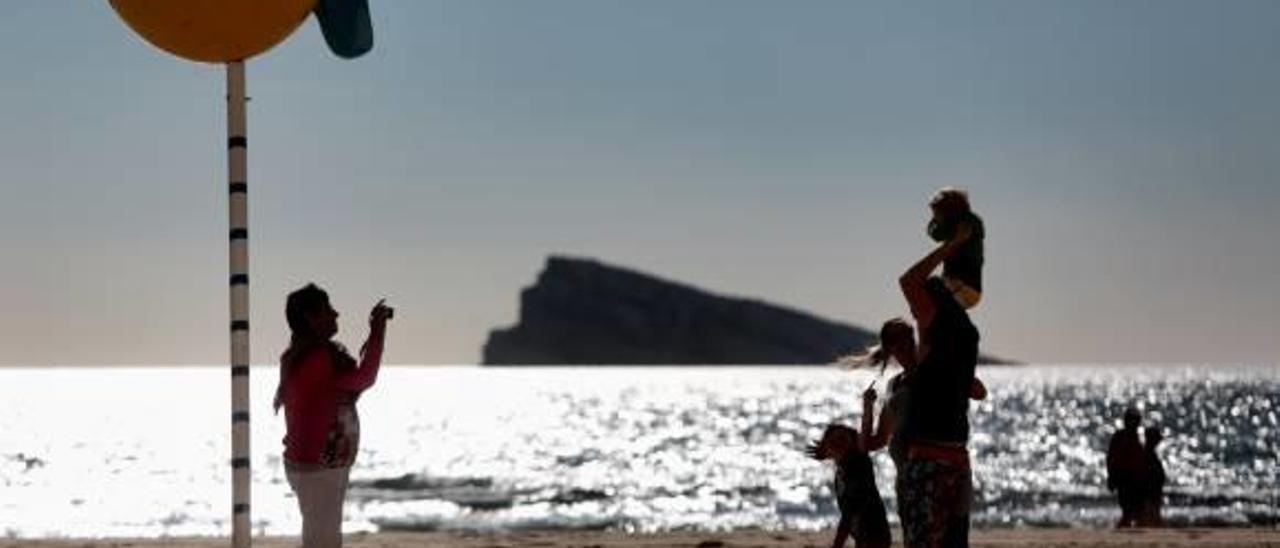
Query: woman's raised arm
[
  {"left": 898, "top": 224, "right": 971, "bottom": 326},
  {"left": 334, "top": 300, "right": 392, "bottom": 392}
]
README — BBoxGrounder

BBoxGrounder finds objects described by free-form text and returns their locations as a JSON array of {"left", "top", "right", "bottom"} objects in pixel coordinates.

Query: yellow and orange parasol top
[{"left": 108, "top": 0, "right": 372, "bottom": 63}]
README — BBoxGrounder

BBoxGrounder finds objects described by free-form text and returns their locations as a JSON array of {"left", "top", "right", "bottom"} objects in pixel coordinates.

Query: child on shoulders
[{"left": 927, "top": 187, "right": 985, "bottom": 309}]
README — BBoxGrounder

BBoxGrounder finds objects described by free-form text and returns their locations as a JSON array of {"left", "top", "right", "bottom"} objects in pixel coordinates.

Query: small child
[
  {"left": 807, "top": 424, "right": 891, "bottom": 548},
  {"left": 1138, "top": 425, "right": 1166, "bottom": 527},
  {"left": 927, "top": 187, "right": 985, "bottom": 309}
]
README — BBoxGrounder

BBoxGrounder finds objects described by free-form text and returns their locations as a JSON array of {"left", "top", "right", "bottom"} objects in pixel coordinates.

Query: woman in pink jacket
[{"left": 275, "top": 283, "right": 392, "bottom": 547}]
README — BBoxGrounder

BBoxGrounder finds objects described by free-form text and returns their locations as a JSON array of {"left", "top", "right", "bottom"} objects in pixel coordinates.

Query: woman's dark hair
[
  {"left": 285, "top": 283, "right": 329, "bottom": 336},
  {"left": 274, "top": 283, "right": 356, "bottom": 411}
]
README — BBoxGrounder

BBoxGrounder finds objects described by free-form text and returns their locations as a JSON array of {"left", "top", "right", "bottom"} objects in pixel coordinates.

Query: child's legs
[
  {"left": 856, "top": 533, "right": 893, "bottom": 548},
  {"left": 854, "top": 504, "right": 893, "bottom": 548},
  {"left": 943, "top": 277, "right": 982, "bottom": 310}
]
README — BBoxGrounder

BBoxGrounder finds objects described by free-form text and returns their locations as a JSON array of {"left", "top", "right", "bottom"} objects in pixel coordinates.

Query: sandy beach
[{"left": 3, "top": 528, "right": 1277, "bottom": 548}]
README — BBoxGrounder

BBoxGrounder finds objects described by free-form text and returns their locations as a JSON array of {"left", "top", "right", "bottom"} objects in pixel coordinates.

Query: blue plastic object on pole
[{"left": 314, "top": 0, "right": 374, "bottom": 59}]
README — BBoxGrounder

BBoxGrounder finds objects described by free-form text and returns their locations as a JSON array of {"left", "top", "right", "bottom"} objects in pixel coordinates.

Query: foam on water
[{"left": 0, "top": 364, "right": 1275, "bottom": 537}]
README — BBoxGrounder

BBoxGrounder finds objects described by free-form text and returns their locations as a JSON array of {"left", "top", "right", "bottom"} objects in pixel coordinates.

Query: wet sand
[{"left": 3, "top": 528, "right": 1278, "bottom": 548}]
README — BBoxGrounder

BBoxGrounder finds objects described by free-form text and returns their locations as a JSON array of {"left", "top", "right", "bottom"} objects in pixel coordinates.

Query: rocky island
[{"left": 483, "top": 256, "right": 1013, "bottom": 366}]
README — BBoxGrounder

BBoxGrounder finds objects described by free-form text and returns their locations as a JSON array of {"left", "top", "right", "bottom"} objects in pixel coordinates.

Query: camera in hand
[{"left": 376, "top": 299, "right": 395, "bottom": 321}]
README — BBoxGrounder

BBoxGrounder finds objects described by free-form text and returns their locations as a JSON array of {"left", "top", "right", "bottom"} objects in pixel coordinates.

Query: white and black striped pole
[{"left": 226, "top": 60, "right": 252, "bottom": 548}]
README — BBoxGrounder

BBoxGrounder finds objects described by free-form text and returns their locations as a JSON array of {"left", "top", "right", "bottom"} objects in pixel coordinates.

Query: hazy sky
[{"left": 1, "top": 2, "right": 1277, "bottom": 365}]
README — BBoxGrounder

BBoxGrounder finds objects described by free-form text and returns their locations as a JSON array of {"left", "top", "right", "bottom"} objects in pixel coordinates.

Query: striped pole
[{"left": 227, "top": 60, "right": 252, "bottom": 548}]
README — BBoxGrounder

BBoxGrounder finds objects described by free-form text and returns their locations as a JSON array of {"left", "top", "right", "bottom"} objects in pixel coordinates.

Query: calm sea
[{"left": 0, "top": 365, "right": 1275, "bottom": 538}]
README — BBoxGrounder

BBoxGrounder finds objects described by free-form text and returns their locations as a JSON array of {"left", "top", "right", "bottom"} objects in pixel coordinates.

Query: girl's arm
[{"left": 859, "top": 387, "right": 895, "bottom": 452}]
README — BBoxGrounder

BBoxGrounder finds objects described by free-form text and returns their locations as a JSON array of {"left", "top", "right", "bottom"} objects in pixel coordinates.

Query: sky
[{"left": 0, "top": 1, "right": 1277, "bottom": 366}]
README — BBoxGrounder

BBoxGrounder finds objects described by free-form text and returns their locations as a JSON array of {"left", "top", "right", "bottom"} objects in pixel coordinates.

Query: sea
[{"left": 0, "top": 364, "right": 1275, "bottom": 538}]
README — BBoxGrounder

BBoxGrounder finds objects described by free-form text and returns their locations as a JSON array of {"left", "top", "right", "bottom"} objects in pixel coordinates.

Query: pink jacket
[{"left": 281, "top": 335, "right": 383, "bottom": 466}]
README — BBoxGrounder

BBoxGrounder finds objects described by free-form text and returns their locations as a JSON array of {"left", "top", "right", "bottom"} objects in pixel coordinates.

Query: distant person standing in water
[
  {"left": 1138, "top": 425, "right": 1166, "bottom": 527},
  {"left": 892, "top": 223, "right": 981, "bottom": 547},
  {"left": 926, "top": 187, "right": 985, "bottom": 310},
  {"left": 1106, "top": 407, "right": 1145, "bottom": 528},
  {"left": 275, "top": 284, "right": 393, "bottom": 548}
]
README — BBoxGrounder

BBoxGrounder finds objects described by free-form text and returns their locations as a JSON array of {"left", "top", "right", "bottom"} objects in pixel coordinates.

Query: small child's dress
[{"left": 836, "top": 450, "right": 892, "bottom": 547}]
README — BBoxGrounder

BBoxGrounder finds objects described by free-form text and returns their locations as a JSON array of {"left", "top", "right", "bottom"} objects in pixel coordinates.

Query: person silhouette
[
  {"left": 856, "top": 318, "right": 987, "bottom": 535},
  {"left": 274, "top": 284, "right": 393, "bottom": 548},
  {"left": 889, "top": 223, "right": 981, "bottom": 547},
  {"left": 1106, "top": 407, "right": 1145, "bottom": 528},
  {"left": 1138, "top": 424, "right": 1166, "bottom": 527},
  {"left": 807, "top": 424, "right": 892, "bottom": 548},
  {"left": 926, "top": 187, "right": 985, "bottom": 310}
]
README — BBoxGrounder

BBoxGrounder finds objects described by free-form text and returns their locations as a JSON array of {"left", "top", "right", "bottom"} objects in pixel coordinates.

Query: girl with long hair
[{"left": 854, "top": 317, "right": 986, "bottom": 537}]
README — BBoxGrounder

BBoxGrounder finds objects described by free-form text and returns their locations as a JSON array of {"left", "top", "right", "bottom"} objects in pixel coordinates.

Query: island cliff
[{"left": 484, "top": 256, "right": 894, "bottom": 365}]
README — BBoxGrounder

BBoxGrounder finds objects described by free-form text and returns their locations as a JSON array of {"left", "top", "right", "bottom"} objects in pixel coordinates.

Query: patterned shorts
[{"left": 899, "top": 459, "right": 972, "bottom": 548}]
